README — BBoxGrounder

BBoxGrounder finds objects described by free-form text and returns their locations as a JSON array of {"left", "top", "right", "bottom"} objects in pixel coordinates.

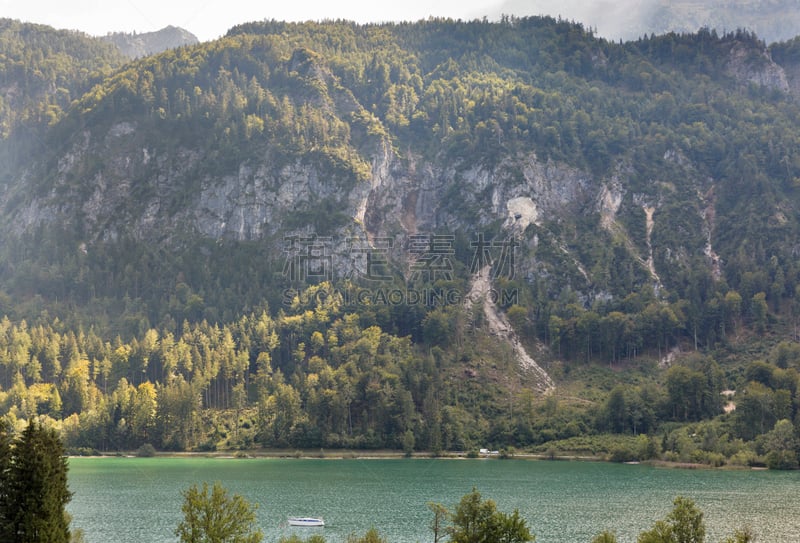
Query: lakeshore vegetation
[{"left": 1, "top": 278, "right": 799, "bottom": 467}]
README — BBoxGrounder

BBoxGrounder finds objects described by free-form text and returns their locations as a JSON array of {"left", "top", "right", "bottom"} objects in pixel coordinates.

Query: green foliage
[
  {"left": 0, "top": 19, "right": 124, "bottom": 136},
  {"left": 637, "top": 497, "right": 756, "bottom": 543},
  {"left": 446, "top": 488, "right": 534, "bottom": 543},
  {"left": 136, "top": 443, "right": 157, "bottom": 457},
  {"left": 346, "top": 528, "right": 388, "bottom": 543},
  {"left": 402, "top": 429, "right": 415, "bottom": 457},
  {"left": 592, "top": 532, "right": 618, "bottom": 543},
  {"left": 719, "top": 527, "right": 755, "bottom": 543},
  {"left": 428, "top": 502, "right": 448, "bottom": 543},
  {"left": 0, "top": 419, "right": 72, "bottom": 543},
  {"left": 0, "top": 290, "right": 528, "bottom": 454},
  {"left": 2, "top": 17, "right": 800, "bottom": 463},
  {"left": 0, "top": 418, "right": 14, "bottom": 541},
  {"left": 637, "top": 496, "right": 704, "bottom": 543},
  {"left": 175, "top": 482, "right": 263, "bottom": 543},
  {"left": 4, "top": 18, "right": 800, "bottom": 342},
  {"left": 664, "top": 355, "right": 722, "bottom": 422},
  {"left": 764, "top": 419, "right": 799, "bottom": 469}
]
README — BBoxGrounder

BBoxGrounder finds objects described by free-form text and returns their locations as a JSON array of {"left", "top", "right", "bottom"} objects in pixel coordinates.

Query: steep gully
[{"left": 465, "top": 265, "right": 555, "bottom": 393}]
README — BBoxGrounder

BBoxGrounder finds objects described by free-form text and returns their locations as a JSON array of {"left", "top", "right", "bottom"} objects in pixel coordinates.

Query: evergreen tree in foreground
[
  {"left": 0, "top": 418, "right": 14, "bottom": 541},
  {"left": 1, "top": 419, "right": 72, "bottom": 543}
]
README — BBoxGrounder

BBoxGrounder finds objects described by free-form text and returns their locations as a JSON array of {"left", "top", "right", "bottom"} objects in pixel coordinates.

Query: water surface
[{"left": 67, "top": 457, "right": 800, "bottom": 543}]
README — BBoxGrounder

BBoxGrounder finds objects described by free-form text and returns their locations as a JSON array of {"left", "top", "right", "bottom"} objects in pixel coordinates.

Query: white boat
[{"left": 288, "top": 517, "right": 325, "bottom": 527}]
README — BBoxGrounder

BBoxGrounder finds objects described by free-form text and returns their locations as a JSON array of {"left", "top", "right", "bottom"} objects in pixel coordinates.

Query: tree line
[{"left": 0, "top": 276, "right": 799, "bottom": 468}]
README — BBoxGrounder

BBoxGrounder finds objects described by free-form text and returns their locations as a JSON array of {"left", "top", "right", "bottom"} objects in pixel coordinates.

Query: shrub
[
  {"left": 136, "top": 443, "right": 157, "bottom": 457},
  {"left": 766, "top": 450, "right": 799, "bottom": 470},
  {"left": 608, "top": 446, "right": 636, "bottom": 463}
]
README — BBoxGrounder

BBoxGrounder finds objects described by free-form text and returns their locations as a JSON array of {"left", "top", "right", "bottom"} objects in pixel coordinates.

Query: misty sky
[
  {"left": 0, "top": 0, "right": 511, "bottom": 41},
  {"left": 4, "top": 1, "right": 768, "bottom": 45},
  {"left": 0, "top": 0, "right": 647, "bottom": 42}
]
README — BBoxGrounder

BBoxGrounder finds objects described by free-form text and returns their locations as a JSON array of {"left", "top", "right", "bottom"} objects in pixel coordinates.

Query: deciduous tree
[
  {"left": 175, "top": 481, "right": 262, "bottom": 543},
  {"left": 637, "top": 496, "right": 704, "bottom": 543},
  {"left": 447, "top": 488, "right": 534, "bottom": 543},
  {"left": 592, "top": 532, "right": 618, "bottom": 543}
]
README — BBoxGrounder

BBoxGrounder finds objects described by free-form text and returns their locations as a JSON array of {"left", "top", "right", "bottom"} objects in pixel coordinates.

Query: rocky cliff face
[
  {"left": 3, "top": 111, "right": 620, "bottom": 308},
  {"left": 779, "top": 58, "right": 800, "bottom": 97},
  {"left": 101, "top": 26, "right": 199, "bottom": 58},
  {"left": 8, "top": 118, "right": 597, "bottom": 254},
  {"left": 726, "top": 42, "right": 790, "bottom": 92},
  {"left": 362, "top": 148, "right": 592, "bottom": 239}
]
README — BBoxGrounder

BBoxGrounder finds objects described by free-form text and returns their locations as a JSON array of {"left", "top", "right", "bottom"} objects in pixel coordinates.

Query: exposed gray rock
[
  {"left": 726, "top": 42, "right": 790, "bottom": 92},
  {"left": 780, "top": 59, "right": 800, "bottom": 97},
  {"left": 101, "top": 26, "right": 199, "bottom": 58},
  {"left": 3, "top": 109, "right": 697, "bottom": 306}
]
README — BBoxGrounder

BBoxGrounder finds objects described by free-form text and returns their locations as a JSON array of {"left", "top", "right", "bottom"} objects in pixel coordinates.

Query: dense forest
[
  {"left": 1, "top": 17, "right": 800, "bottom": 466},
  {"left": 0, "top": 19, "right": 124, "bottom": 137}
]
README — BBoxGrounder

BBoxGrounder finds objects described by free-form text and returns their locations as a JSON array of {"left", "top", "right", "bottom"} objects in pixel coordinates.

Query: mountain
[
  {"left": 101, "top": 26, "right": 200, "bottom": 58},
  {"left": 4, "top": 19, "right": 800, "bottom": 333},
  {"left": 1, "top": 17, "right": 800, "bottom": 456},
  {"left": 492, "top": 0, "right": 800, "bottom": 43},
  {"left": 0, "top": 19, "right": 124, "bottom": 137}
]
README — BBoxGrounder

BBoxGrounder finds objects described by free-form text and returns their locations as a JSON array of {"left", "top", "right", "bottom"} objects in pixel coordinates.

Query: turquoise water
[{"left": 67, "top": 457, "right": 800, "bottom": 543}]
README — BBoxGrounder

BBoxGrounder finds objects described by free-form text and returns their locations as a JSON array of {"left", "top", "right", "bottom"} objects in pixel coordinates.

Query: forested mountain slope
[
  {"left": 1, "top": 18, "right": 800, "bottom": 460},
  {"left": 4, "top": 19, "right": 800, "bottom": 342},
  {"left": 0, "top": 19, "right": 124, "bottom": 137}
]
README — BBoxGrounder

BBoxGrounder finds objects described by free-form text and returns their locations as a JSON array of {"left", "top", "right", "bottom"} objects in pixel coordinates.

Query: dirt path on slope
[{"left": 464, "top": 266, "right": 554, "bottom": 392}]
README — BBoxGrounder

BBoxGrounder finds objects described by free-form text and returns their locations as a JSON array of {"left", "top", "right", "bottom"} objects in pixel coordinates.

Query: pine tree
[
  {"left": 0, "top": 418, "right": 14, "bottom": 541},
  {"left": 5, "top": 420, "right": 72, "bottom": 543}
]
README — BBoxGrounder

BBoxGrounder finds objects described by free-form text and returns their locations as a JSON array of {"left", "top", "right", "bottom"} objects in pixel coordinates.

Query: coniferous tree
[
  {"left": 5, "top": 420, "right": 72, "bottom": 543},
  {"left": 0, "top": 418, "right": 14, "bottom": 541}
]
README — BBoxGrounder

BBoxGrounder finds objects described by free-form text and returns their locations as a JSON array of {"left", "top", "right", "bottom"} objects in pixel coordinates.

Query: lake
[{"left": 67, "top": 457, "right": 800, "bottom": 543}]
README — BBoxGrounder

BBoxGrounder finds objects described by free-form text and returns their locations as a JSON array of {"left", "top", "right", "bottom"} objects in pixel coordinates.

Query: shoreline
[
  {"left": 66, "top": 449, "right": 765, "bottom": 470},
  {"left": 68, "top": 449, "right": 600, "bottom": 461}
]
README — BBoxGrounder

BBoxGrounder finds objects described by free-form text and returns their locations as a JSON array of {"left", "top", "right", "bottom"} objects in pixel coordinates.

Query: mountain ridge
[{"left": 100, "top": 25, "right": 200, "bottom": 58}]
